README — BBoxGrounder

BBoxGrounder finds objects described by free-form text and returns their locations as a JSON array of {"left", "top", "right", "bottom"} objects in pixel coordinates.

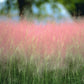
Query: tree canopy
[{"left": 0, "top": 0, "right": 84, "bottom": 16}]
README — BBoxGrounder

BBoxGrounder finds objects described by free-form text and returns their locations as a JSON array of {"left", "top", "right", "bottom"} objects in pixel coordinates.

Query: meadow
[{"left": 0, "top": 19, "right": 84, "bottom": 84}]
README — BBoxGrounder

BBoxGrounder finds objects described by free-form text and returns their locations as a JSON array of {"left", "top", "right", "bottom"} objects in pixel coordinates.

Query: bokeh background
[{"left": 0, "top": 0, "right": 84, "bottom": 22}]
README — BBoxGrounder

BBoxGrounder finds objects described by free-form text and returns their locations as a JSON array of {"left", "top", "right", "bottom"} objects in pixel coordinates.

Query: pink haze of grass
[{"left": 0, "top": 20, "right": 84, "bottom": 58}]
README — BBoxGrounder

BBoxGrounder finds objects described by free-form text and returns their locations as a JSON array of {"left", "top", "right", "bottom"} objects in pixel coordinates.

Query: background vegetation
[{"left": 0, "top": 0, "right": 84, "bottom": 16}]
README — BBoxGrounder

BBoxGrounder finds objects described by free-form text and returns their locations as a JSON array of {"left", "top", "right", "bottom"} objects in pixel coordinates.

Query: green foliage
[
  {"left": 1, "top": 0, "right": 84, "bottom": 15},
  {"left": 57, "top": 0, "right": 84, "bottom": 13}
]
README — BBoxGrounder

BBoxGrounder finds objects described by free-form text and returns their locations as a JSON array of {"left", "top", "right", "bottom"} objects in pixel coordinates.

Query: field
[{"left": 0, "top": 19, "right": 84, "bottom": 84}]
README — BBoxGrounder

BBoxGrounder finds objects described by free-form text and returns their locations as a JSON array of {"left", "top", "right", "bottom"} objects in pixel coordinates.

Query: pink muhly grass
[{"left": 0, "top": 20, "right": 84, "bottom": 59}]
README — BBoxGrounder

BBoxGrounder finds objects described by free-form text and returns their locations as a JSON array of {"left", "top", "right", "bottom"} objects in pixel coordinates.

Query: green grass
[{"left": 0, "top": 50, "right": 84, "bottom": 84}]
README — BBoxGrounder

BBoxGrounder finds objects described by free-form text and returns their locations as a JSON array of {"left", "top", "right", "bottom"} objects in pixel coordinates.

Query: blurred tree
[
  {"left": 17, "top": 0, "right": 35, "bottom": 16},
  {"left": 54, "top": 0, "right": 84, "bottom": 16},
  {"left": 5, "top": 0, "right": 18, "bottom": 15},
  {"left": 17, "top": 0, "right": 26, "bottom": 16},
  {"left": 6, "top": 0, "right": 10, "bottom": 13},
  {"left": 4, "top": 0, "right": 84, "bottom": 16}
]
